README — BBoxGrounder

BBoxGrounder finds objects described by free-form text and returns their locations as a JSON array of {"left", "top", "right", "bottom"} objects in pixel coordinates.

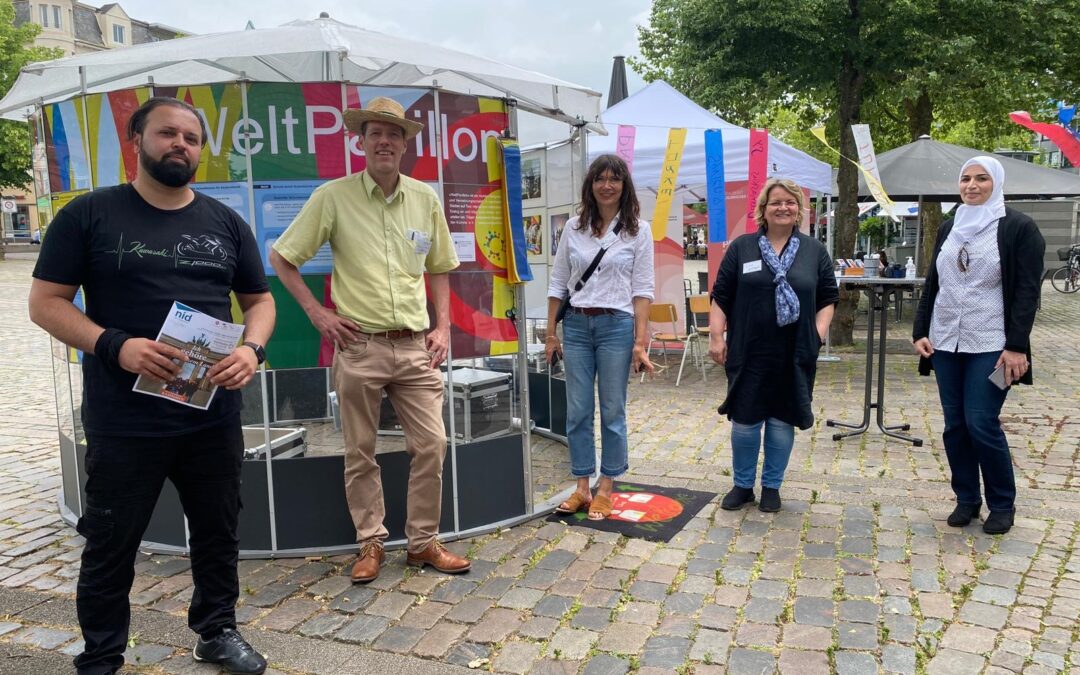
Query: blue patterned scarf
[{"left": 758, "top": 234, "right": 801, "bottom": 326}]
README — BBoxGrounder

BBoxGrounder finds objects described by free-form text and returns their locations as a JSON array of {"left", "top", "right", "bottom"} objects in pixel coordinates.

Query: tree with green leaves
[
  {"left": 0, "top": 0, "right": 62, "bottom": 189},
  {"left": 634, "top": 0, "right": 1078, "bottom": 343}
]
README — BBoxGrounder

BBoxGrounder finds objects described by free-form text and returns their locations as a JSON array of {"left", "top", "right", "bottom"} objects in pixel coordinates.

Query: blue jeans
[
  {"left": 931, "top": 350, "right": 1014, "bottom": 511},
  {"left": 731, "top": 418, "right": 795, "bottom": 489},
  {"left": 563, "top": 308, "right": 635, "bottom": 478}
]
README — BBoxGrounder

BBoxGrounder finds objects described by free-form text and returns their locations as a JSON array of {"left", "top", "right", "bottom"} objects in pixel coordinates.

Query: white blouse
[
  {"left": 547, "top": 215, "right": 655, "bottom": 315},
  {"left": 930, "top": 221, "right": 1007, "bottom": 353}
]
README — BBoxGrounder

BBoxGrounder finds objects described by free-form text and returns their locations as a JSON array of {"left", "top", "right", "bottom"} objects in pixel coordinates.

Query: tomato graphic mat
[{"left": 547, "top": 482, "right": 715, "bottom": 543}]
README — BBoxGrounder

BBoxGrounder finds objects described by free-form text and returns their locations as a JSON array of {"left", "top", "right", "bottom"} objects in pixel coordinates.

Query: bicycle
[{"left": 1050, "top": 243, "right": 1080, "bottom": 293}]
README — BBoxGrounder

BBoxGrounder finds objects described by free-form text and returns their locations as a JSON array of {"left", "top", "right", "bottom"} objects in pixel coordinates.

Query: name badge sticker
[{"left": 742, "top": 260, "right": 762, "bottom": 274}]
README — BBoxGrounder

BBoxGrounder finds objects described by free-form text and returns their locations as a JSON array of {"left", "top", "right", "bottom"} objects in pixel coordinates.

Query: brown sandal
[
  {"left": 555, "top": 492, "right": 591, "bottom": 515},
  {"left": 588, "top": 494, "right": 613, "bottom": 520}
]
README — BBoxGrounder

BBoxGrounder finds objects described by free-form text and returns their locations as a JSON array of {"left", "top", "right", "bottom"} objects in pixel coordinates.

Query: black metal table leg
[
  {"left": 828, "top": 283, "right": 923, "bottom": 446},
  {"left": 827, "top": 287, "right": 874, "bottom": 439},
  {"left": 872, "top": 285, "right": 923, "bottom": 446}
]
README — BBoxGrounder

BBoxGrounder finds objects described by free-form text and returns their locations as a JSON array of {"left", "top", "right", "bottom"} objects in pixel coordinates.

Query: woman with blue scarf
[{"left": 709, "top": 179, "right": 838, "bottom": 512}]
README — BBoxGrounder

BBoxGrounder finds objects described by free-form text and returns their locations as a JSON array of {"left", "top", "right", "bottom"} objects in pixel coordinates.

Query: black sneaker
[
  {"left": 721, "top": 486, "right": 755, "bottom": 510},
  {"left": 946, "top": 502, "right": 981, "bottom": 527},
  {"left": 758, "top": 487, "right": 782, "bottom": 513},
  {"left": 983, "top": 510, "right": 1014, "bottom": 535},
  {"left": 193, "top": 628, "right": 267, "bottom": 674}
]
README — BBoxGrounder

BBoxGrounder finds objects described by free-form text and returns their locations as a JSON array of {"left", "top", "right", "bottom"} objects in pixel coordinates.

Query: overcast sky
[{"left": 105, "top": 0, "right": 653, "bottom": 143}]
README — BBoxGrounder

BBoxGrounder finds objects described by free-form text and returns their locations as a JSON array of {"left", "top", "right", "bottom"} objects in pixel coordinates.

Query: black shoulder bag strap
[{"left": 555, "top": 221, "right": 625, "bottom": 324}]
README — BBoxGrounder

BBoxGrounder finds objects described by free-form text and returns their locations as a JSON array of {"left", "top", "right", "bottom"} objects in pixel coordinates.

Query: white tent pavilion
[
  {"left": 0, "top": 14, "right": 601, "bottom": 126},
  {"left": 588, "top": 80, "right": 832, "bottom": 194}
]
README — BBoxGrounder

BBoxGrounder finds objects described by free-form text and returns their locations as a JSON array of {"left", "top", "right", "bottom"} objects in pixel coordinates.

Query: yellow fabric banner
[{"left": 652, "top": 128, "right": 687, "bottom": 241}]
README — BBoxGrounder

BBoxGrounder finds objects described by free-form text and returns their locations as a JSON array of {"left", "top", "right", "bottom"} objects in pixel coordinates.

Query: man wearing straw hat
[{"left": 270, "top": 96, "right": 469, "bottom": 582}]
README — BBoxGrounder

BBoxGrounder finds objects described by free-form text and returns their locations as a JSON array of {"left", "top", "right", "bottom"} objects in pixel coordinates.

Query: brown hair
[
  {"left": 576, "top": 154, "right": 640, "bottom": 237},
  {"left": 753, "top": 178, "right": 805, "bottom": 231}
]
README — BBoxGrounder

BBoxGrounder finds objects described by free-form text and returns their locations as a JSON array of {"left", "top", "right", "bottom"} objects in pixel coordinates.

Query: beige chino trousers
[{"left": 333, "top": 333, "right": 446, "bottom": 554}]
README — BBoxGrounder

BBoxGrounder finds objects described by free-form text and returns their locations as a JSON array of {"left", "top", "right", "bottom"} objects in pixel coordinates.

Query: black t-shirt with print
[{"left": 33, "top": 183, "right": 269, "bottom": 437}]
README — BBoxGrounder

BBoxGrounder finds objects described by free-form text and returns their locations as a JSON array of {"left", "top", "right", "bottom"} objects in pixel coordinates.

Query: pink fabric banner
[
  {"left": 1009, "top": 111, "right": 1080, "bottom": 167},
  {"left": 616, "top": 125, "right": 636, "bottom": 172},
  {"left": 746, "top": 128, "right": 769, "bottom": 232}
]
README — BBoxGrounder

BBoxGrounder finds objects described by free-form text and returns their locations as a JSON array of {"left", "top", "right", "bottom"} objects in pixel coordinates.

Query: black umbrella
[
  {"left": 859, "top": 135, "right": 1080, "bottom": 201},
  {"left": 855, "top": 135, "right": 1080, "bottom": 268},
  {"left": 607, "top": 55, "right": 629, "bottom": 109}
]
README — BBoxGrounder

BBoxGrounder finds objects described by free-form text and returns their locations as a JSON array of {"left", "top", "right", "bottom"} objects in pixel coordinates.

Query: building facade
[{"left": 12, "top": 1, "right": 184, "bottom": 57}]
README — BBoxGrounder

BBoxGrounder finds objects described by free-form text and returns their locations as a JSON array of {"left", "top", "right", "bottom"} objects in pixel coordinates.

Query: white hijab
[{"left": 951, "top": 155, "right": 1005, "bottom": 241}]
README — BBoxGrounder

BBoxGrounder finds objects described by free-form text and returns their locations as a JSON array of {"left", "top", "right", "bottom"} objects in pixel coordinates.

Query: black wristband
[{"left": 94, "top": 328, "right": 132, "bottom": 370}]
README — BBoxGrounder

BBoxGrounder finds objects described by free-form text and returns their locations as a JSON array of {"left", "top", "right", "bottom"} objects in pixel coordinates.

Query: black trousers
[{"left": 74, "top": 418, "right": 243, "bottom": 675}]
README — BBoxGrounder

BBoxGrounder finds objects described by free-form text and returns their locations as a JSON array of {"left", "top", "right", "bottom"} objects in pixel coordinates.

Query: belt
[
  {"left": 362, "top": 329, "right": 419, "bottom": 340},
  {"left": 572, "top": 306, "right": 619, "bottom": 316}
]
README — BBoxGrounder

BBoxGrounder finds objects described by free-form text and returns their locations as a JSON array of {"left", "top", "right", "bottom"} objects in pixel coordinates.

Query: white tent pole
[
  {"left": 241, "top": 77, "right": 279, "bottom": 553},
  {"left": 506, "top": 99, "right": 534, "bottom": 516},
  {"left": 432, "top": 87, "right": 460, "bottom": 536},
  {"left": 77, "top": 68, "right": 93, "bottom": 190},
  {"left": 819, "top": 193, "right": 839, "bottom": 362}
]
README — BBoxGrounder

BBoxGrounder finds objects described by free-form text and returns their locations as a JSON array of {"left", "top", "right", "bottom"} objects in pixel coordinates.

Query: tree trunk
[
  {"left": 902, "top": 90, "right": 940, "bottom": 275},
  {"left": 829, "top": 18, "right": 865, "bottom": 346}
]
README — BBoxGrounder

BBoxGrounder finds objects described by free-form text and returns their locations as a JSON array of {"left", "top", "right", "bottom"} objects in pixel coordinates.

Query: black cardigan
[
  {"left": 711, "top": 231, "right": 840, "bottom": 429},
  {"left": 912, "top": 207, "right": 1045, "bottom": 384}
]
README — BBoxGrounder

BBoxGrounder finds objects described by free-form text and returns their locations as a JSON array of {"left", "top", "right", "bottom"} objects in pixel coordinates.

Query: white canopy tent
[
  {"left": 0, "top": 14, "right": 601, "bottom": 126},
  {"left": 588, "top": 81, "right": 832, "bottom": 194}
]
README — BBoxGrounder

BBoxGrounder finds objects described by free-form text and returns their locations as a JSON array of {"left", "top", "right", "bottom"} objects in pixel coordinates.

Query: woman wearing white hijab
[{"left": 913, "top": 156, "right": 1045, "bottom": 535}]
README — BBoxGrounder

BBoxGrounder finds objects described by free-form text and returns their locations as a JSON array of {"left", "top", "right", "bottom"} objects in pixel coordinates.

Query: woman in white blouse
[
  {"left": 913, "top": 156, "right": 1045, "bottom": 535},
  {"left": 545, "top": 155, "right": 655, "bottom": 520}
]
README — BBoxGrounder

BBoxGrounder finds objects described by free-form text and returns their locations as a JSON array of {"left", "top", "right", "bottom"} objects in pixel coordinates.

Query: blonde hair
[{"left": 754, "top": 178, "right": 805, "bottom": 231}]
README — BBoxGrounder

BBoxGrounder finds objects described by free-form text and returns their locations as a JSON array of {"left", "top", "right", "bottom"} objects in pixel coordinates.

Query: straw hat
[{"left": 343, "top": 97, "right": 424, "bottom": 139}]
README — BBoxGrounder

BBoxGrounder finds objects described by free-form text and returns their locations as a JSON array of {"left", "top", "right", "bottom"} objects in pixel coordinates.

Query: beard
[{"left": 140, "top": 147, "right": 196, "bottom": 187}]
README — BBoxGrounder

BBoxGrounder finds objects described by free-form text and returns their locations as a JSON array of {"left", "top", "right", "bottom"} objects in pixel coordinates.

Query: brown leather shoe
[
  {"left": 406, "top": 541, "right": 471, "bottom": 574},
  {"left": 350, "top": 542, "right": 385, "bottom": 583}
]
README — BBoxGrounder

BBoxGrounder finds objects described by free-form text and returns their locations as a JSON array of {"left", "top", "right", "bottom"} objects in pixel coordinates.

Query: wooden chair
[
  {"left": 676, "top": 294, "right": 712, "bottom": 385},
  {"left": 641, "top": 303, "right": 687, "bottom": 382}
]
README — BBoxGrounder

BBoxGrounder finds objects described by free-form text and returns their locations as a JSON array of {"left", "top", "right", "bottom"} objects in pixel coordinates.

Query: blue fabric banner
[
  {"left": 704, "top": 129, "right": 726, "bottom": 244},
  {"left": 500, "top": 139, "right": 532, "bottom": 283}
]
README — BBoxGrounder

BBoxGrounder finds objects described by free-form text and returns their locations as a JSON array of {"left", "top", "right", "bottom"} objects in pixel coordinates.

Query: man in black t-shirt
[{"left": 29, "top": 97, "right": 275, "bottom": 675}]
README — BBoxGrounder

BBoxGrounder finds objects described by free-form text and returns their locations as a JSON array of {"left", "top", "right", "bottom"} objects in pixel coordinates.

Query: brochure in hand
[{"left": 132, "top": 301, "right": 246, "bottom": 410}]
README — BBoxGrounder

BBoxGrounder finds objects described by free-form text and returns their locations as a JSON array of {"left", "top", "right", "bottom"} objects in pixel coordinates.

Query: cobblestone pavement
[{"left": 1, "top": 254, "right": 1078, "bottom": 674}]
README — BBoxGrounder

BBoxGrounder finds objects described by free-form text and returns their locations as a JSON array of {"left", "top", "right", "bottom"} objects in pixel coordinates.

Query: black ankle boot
[
  {"left": 758, "top": 487, "right": 782, "bottom": 513},
  {"left": 983, "top": 510, "right": 1014, "bottom": 535},
  {"left": 721, "top": 486, "right": 755, "bottom": 510},
  {"left": 947, "top": 503, "right": 981, "bottom": 527}
]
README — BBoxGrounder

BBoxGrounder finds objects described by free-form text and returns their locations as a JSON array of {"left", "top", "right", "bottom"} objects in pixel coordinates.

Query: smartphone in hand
[{"left": 988, "top": 363, "right": 1008, "bottom": 390}]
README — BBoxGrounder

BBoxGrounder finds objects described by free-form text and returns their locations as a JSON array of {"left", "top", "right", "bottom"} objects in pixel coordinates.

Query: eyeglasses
[
  {"left": 593, "top": 176, "right": 624, "bottom": 186},
  {"left": 957, "top": 244, "right": 969, "bottom": 272},
  {"left": 767, "top": 200, "right": 799, "bottom": 209}
]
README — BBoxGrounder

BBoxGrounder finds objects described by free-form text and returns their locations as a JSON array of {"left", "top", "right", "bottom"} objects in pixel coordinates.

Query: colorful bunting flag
[
  {"left": 704, "top": 129, "right": 726, "bottom": 244},
  {"left": 652, "top": 128, "right": 687, "bottom": 241},
  {"left": 746, "top": 129, "right": 768, "bottom": 232}
]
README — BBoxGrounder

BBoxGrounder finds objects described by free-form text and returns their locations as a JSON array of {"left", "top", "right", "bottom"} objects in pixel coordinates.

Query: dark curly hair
[{"left": 576, "top": 154, "right": 640, "bottom": 237}]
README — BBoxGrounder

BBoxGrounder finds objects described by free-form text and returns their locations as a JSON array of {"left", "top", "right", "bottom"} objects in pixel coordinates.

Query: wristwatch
[{"left": 242, "top": 341, "right": 266, "bottom": 365}]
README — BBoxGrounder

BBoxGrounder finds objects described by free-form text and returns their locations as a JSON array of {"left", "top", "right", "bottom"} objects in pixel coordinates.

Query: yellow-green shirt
[{"left": 272, "top": 171, "right": 459, "bottom": 332}]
